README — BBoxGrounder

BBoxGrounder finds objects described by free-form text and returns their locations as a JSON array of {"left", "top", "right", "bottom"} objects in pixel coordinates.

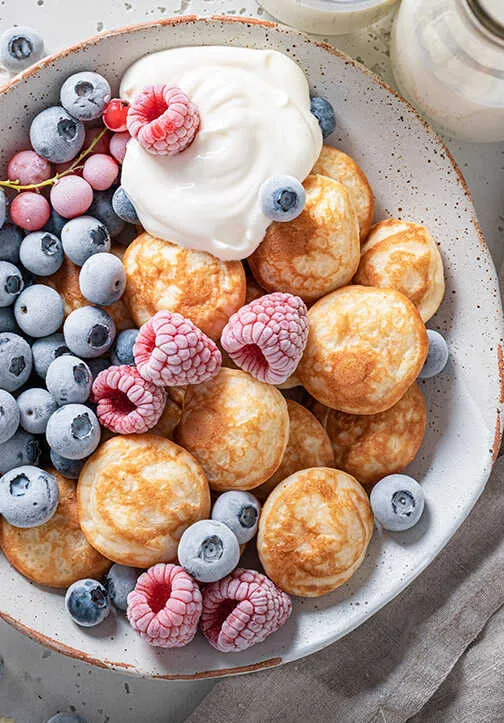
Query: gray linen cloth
[{"left": 187, "top": 456, "right": 504, "bottom": 723}]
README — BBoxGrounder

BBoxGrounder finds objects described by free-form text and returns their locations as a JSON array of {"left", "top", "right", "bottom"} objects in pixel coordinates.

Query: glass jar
[
  {"left": 390, "top": 0, "right": 504, "bottom": 142},
  {"left": 260, "top": 0, "right": 399, "bottom": 36}
]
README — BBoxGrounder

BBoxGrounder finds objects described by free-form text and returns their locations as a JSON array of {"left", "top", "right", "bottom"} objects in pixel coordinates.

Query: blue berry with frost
[
  {"left": 49, "top": 449, "right": 87, "bottom": 480},
  {"left": 177, "top": 519, "right": 240, "bottom": 583},
  {"left": 418, "top": 330, "right": 449, "bottom": 380},
  {"left": 20, "top": 231, "right": 64, "bottom": 276},
  {"left": 46, "top": 355, "right": 92, "bottom": 404},
  {"left": 260, "top": 175, "right": 306, "bottom": 222},
  {"left": 87, "top": 356, "right": 111, "bottom": 379},
  {"left": 89, "top": 188, "right": 125, "bottom": 238},
  {"left": 111, "top": 329, "right": 138, "bottom": 366},
  {"left": 14, "top": 285, "right": 64, "bottom": 337},
  {"left": 0, "top": 261, "right": 23, "bottom": 307},
  {"left": 0, "top": 332, "right": 32, "bottom": 392},
  {"left": 65, "top": 578, "right": 110, "bottom": 627},
  {"left": 370, "top": 474, "right": 425, "bottom": 532},
  {"left": 0, "top": 224, "right": 23, "bottom": 265},
  {"left": 0, "top": 26, "right": 44, "bottom": 72},
  {"left": 0, "top": 465, "right": 59, "bottom": 528},
  {"left": 46, "top": 403, "right": 100, "bottom": 459},
  {"left": 60, "top": 71, "right": 111, "bottom": 121},
  {"left": 44, "top": 208, "right": 67, "bottom": 237},
  {"left": 310, "top": 97, "right": 336, "bottom": 138},
  {"left": 32, "top": 333, "right": 69, "bottom": 379},
  {"left": 63, "top": 306, "right": 116, "bottom": 358},
  {"left": 79, "top": 252, "right": 126, "bottom": 306},
  {"left": 105, "top": 564, "right": 140, "bottom": 611},
  {"left": 17, "top": 387, "right": 57, "bottom": 434},
  {"left": 211, "top": 490, "right": 261, "bottom": 544},
  {"left": 0, "top": 389, "right": 20, "bottom": 444},
  {"left": 112, "top": 187, "right": 139, "bottom": 224},
  {"left": 0, "top": 428, "right": 40, "bottom": 475},
  {"left": 61, "top": 215, "right": 111, "bottom": 266},
  {"left": 0, "top": 307, "right": 20, "bottom": 333},
  {"left": 0, "top": 189, "right": 6, "bottom": 229},
  {"left": 30, "top": 106, "right": 85, "bottom": 164}
]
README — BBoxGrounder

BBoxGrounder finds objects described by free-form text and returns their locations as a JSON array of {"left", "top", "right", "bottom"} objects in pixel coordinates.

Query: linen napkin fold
[{"left": 187, "top": 456, "right": 504, "bottom": 723}]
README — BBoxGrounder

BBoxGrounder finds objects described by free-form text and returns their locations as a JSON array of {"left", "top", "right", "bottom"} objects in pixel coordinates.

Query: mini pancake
[
  {"left": 312, "top": 145, "right": 374, "bottom": 241},
  {"left": 78, "top": 434, "right": 210, "bottom": 567},
  {"left": 150, "top": 386, "right": 186, "bottom": 439},
  {"left": 248, "top": 174, "right": 360, "bottom": 304},
  {"left": 297, "top": 285, "right": 428, "bottom": 414},
  {"left": 354, "top": 218, "right": 445, "bottom": 322},
  {"left": 122, "top": 232, "right": 246, "bottom": 340},
  {"left": 255, "top": 400, "right": 334, "bottom": 501},
  {"left": 311, "top": 383, "right": 426, "bottom": 487},
  {"left": 257, "top": 467, "right": 373, "bottom": 597},
  {"left": 44, "top": 246, "right": 135, "bottom": 331},
  {"left": 175, "top": 368, "right": 289, "bottom": 491},
  {"left": 0, "top": 470, "right": 111, "bottom": 588}
]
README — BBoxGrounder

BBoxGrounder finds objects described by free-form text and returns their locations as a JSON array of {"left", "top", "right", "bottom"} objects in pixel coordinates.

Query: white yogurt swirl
[{"left": 120, "top": 46, "right": 322, "bottom": 261}]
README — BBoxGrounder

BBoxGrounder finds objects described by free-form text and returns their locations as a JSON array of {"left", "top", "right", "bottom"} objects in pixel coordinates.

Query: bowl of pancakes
[{"left": 0, "top": 16, "right": 502, "bottom": 679}]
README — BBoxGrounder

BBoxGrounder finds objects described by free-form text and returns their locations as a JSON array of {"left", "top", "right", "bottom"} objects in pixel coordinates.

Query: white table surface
[{"left": 0, "top": 1, "right": 502, "bottom": 721}]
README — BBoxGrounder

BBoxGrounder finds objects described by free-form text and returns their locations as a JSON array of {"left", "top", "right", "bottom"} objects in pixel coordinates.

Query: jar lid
[{"left": 466, "top": 0, "right": 504, "bottom": 41}]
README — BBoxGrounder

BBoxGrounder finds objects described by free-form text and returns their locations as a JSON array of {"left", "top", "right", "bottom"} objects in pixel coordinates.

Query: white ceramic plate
[{"left": 0, "top": 16, "right": 502, "bottom": 680}]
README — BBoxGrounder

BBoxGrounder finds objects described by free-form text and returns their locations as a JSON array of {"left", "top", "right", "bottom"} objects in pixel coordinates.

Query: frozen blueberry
[
  {"left": 44, "top": 207, "right": 67, "bottom": 237},
  {"left": 370, "top": 474, "right": 425, "bottom": 532},
  {"left": 60, "top": 71, "right": 111, "bottom": 121},
  {"left": 211, "top": 491, "right": 261, "bottom": 544},
  {"left": 20, "top": 231, "right": 64, "bottom": 276},
  {"left": 105, "top": 564, "right": 140, "bottom": 611},
  {"left": 0, "top": 261, "right": 24, "bottom": 307},
  {"left": 45, "top": 715, "right": 88, "bottom": 723},
  {"left": 17, "top": 387, "right": 57, "bottom": 434},
  {"left": 49, "top": 449, "right": 87, "bottom": 480},
  {"left": 14, "top": 285, "right": 64, "bottom": 337},
  {"left": 0, "top": 224, "right": 23, "bottom": 265},
  {"left": 178, "top": 519, "right": 240, "bottom": 583},
  {"left": 32, "top": 333, "right": 70, "bottom": 380},
  {"left": 65, "top": 578, "right": 110, "bottom": 627},
  {"left": 0, "top": 389, "right": 20, "bottom": 444},
  {"left": 46, "top": 403, "right": 100, "bottom": 459},
  {"left": 418, "top": 330, "right": 449, "bottom": 380},
  {"left": 0, "top": 429, "right": 40, "bottom": 475},
  {"left": 260, "top": 175, "right": 306, "bottom": 222},
  {"left": 46, "top": 354, "right": 92, "bottom": 404},
  {"left": 0, "top": 188, "right": 6, "bottom": 229},
  {"left": 30, "top": 106, "right": 85, "bottom": 164},
  {"left": 0, "top": 26, "right": 44, "bottom": 73},
  {"left": 0, "top": 465, "right": 58, "bottom": 528},
  {"left": 79, "top": 252, "right": 126, "bottom": 306},
  {"left": 61, "top": 215, "right": 111, "bottom": 266},
  {"left": 89, "top": 188, "right": 125, "bottom": 238},
  {"left": 0, "top": 332, "right": 32, "bottom": 392},
  {"left": 0, "top": 307, "right": 20, "bottom": 333},
  {"left": 64, "top": 306, "right": 116, "bottom": 359},
  {"left": 111, "top": 187, "right": 139, "bottom": 225},
  {"left": 310, "top": 96, "right": 336, "bottom": 138},
  {"left": 87, "top": 356, "right": 111, "bottom": 379},
  {"left": 111, "top": 329, "right": 138, "bottom": 366}
]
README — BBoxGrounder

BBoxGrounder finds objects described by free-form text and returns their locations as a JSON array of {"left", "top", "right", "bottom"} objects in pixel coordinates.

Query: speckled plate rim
[{"left": 0, "top": 15, "right": 502, "bottom": 680}]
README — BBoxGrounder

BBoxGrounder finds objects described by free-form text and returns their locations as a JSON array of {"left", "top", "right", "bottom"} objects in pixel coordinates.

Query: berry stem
[{"left": 0, "top": 127, "right": 108, "bottom": 192}]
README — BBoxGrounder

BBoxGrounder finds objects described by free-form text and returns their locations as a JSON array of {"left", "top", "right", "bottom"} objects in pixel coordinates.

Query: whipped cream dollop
[{"left": 119, "top": 46, "right": 322, "bottom": 261}]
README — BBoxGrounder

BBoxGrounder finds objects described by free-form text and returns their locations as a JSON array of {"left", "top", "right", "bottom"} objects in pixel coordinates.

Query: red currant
[{"left": 102, "top": 99, "right": 129, "bottom": 132}]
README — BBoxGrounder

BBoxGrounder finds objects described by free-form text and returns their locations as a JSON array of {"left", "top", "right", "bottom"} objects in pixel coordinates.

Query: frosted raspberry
[
  {"left": 134, "top": 311, "right": 222, "bottom": 387},
  {"left": 127, "top": 84, "right": 200, "bottom": 156},
  {"left": 127, "top": 564, "right": 202, "bottom": 648},
  {"left": 91, "top": 364, "right": 166, "bottom": 434},
  {"left": 220, "top": 292, "right": 309, "bottom": 385},
  {"left": 200, "top": 568, "right": 292, "bottom": 653}
]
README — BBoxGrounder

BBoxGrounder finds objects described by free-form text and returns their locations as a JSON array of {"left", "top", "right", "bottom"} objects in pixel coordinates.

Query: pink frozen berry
[
  {"left": 10, "top": 192, "right": 50, "bottom": 231},
  {"left": 220, "top": 292, "right": 309, "bottom": 385},
  {"left": 127, "top": 84, "right": 200, "bottom": 156},
  {"left": 50, "top": 175, "right": 93, "bottom": 218},
  {"left": 127, "top": 564, "right": 202, "bottom": 648},
  {"left": 109, "top": 132, "right": 130, "bottom": 164},
  {"left": 84, "top": 126, "right": 111, "bottom": 155},
  {"left": 200, "top": 568, "right": 292, "bottom": 653},
  {"left": 91, "top": 364, "right": 166, "bottom": 434},
  {"left": 134, "top": 311, "right": 222, "bottom": 387},
  {"left": 83, "top": 153, "right": 119, "bottom": 191},
  {"left": 7, "top": 150, "right": 52, "bottom": 185}
]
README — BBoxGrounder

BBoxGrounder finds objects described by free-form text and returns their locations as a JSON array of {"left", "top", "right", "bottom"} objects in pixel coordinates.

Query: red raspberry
[
  {"left": 91, "top": 364, "right": 166, "bottom": 434},
  {"left": 220, "top": 292, "right": 309, "bottom": 385},
  {"left": 103, "top": 99, "right": 129, "bottom": 132},
  {"left": 127, "top": 564, "right": 202, "bottom": 648},
  {"left": 134, "top": 311, "right": 222, "bottom": 387},
  {"left": 200, "top": 568, "right": 292, "bottom": 653},
  {"left": 127, "top": 84, "right": 200, "bottom": 156}
]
